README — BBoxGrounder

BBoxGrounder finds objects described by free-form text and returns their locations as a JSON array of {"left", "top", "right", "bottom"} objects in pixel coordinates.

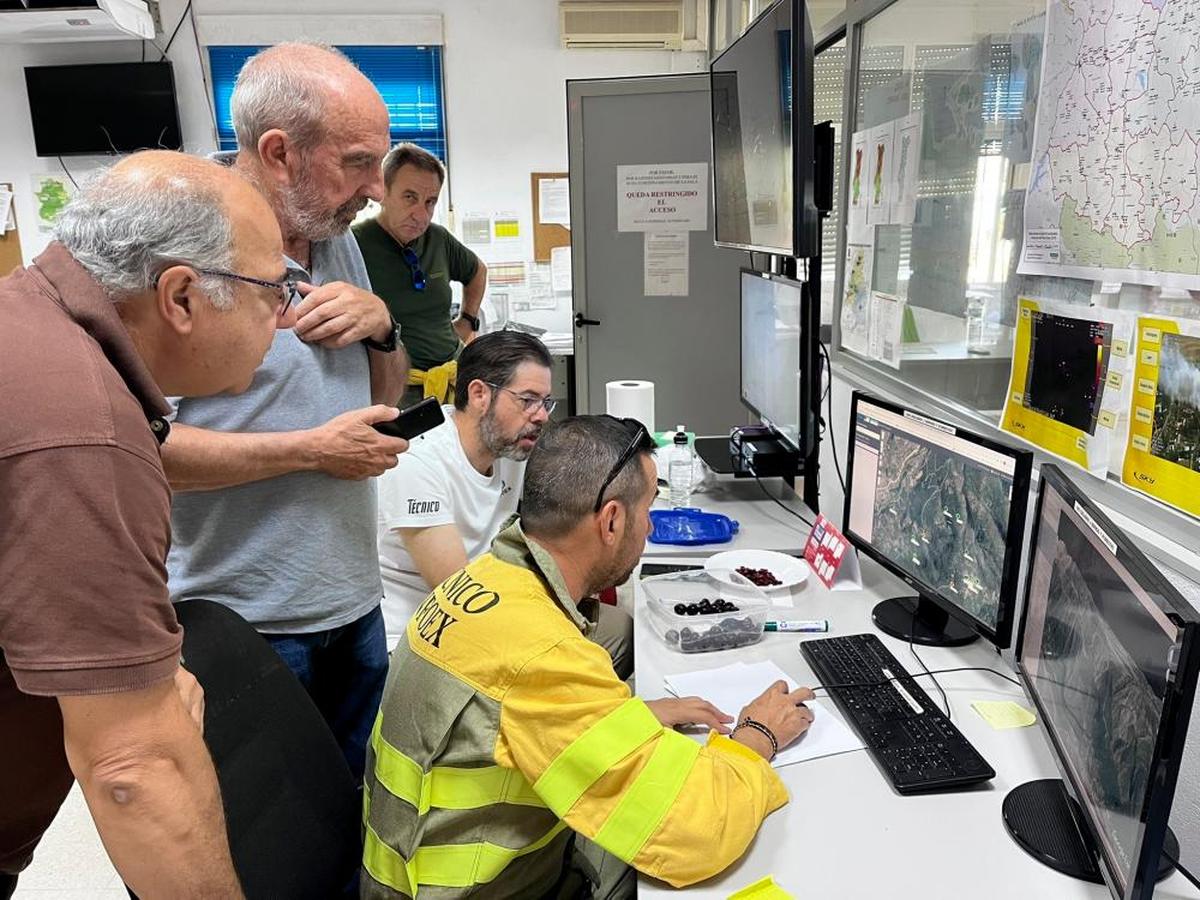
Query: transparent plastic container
[{"left": 642, "top": 569, "right": 770, "bottom": 653}]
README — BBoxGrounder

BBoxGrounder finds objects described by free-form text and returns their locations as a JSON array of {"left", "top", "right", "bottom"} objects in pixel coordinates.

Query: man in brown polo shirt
[{"left": 0, "top": 150, "right": 309, "bottom": 897}]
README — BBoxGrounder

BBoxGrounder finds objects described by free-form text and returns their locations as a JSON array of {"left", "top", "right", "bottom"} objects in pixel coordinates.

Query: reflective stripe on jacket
[{"left": 361, "top": 521, "right": 788, "bottom": 898}]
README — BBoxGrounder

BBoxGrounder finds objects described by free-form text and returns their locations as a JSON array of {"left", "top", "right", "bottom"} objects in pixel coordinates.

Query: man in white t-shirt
[{"left": 377, "top": 332, "right": 634, "bottom": 676}]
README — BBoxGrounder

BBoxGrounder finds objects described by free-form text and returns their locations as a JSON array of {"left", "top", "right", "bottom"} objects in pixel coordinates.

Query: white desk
[
  {"left": 648, "top": 476, "right": 809, "bottom": 557},
  {"left": 634, "top": 485, "right": 1200, "bottom": 899}
]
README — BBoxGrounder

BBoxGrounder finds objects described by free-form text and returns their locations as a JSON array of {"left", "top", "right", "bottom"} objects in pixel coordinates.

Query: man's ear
[
  {"left": 467, "top": 378, "right": 491, "bottom": 412},
  {"left": 597, "top": 500, "right": 624, "bottom": 546},
  {"left": 257, "top": 129, "right": 293, "bottom": 185},
  {"left": 154, "top": 265, "right": 199, "bottom": 336}
]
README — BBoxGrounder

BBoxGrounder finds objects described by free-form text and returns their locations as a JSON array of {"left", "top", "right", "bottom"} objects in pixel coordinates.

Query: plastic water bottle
[{"left": 668, "top": 425, "right": 695, "bottom": 507}]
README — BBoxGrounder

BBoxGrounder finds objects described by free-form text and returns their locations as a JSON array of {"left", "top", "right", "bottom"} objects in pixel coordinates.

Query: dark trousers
[
  {"left": 1, "top": 871, "right": 15, "bottom": 900},
  {"left": 261, "top": 604, "right": 389, "bottom": 782}
]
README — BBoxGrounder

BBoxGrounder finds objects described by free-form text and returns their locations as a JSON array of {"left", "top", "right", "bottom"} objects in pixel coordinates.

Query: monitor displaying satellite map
[
  {"left": 847, "top": 399, "right": 1019, "bottom": 631},
  {"left": 1021, "top": 477, "right": 1179, "bottom": 894}
]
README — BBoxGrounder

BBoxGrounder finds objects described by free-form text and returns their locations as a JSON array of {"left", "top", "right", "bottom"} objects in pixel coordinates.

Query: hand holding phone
[{"left": 372, "top": 396, "right": 446, "bottom": 440}]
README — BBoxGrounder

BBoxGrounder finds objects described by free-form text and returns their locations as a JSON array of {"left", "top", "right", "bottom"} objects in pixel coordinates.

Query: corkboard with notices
[{"left": 531, "top": 172, "right": 570, "bottom": 262}]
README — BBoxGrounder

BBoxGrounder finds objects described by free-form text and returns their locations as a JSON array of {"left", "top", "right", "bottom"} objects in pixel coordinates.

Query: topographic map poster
[
  {"left": 1018, "top": 0, "right": 1200, "bottom": 288},
  {"left": 1001, "top": 298, "right": 1133, "bottom": 476},
  {"left": 1122, "top": 316, "right": 1200, "bottom": 517}
]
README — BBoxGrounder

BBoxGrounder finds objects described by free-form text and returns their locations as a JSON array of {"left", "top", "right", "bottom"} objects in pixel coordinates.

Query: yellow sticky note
[
  {"left": 728, "top": 876, "right": 795, "bottom": 900},
  {"left": 972, "top": 700, "right": 1036, "bottom": 730}
]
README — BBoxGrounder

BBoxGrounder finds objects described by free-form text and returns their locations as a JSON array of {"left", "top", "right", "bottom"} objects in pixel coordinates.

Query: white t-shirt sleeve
[{"left": 378, "top": 453, "right": 456, "bottom": 530}]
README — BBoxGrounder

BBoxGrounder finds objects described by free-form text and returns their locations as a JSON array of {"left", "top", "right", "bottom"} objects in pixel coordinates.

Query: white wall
[{"left": 1, "top": 0, "right": 705, "bottom": 333}]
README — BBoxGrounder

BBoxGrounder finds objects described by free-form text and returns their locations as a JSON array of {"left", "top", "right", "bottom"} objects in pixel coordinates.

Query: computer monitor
[
  {"left": 740, "top": 269, "right": 804, "bottom": 452},
  {"left": 710, "top": 0, "right": 817, "bottom": 257},
  {"left": 24, "top": 62, "right": 183, "bottom": 157},
  {"left": 844, "top": 392, "right": 1033, "bottom": 647},
  {"left": 1007, "top": 464, "right": 1199, "bottom": 898}
]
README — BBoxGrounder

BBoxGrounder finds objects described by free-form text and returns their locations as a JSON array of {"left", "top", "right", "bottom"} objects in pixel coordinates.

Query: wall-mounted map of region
[
  {"left": 870, "top": 430, "right": 1012, "bottom": 629},
  {"left": 1019, "top": 0, "right": 1200, "bottom": 288}
]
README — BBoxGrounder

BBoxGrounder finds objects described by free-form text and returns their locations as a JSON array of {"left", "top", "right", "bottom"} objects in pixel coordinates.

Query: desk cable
[
  {"left": 818, "top": 340, "right": 846, "bottom": 494},
  {"left": 748, "top": 464, "right": 814, "bottom": 529},
  {"left": 804, "top": 662, "right": 1022, "bottom": 698},
  {"left": 906, "top": 607, "right": 951, "bottom": 720},
  {"left": 1163, "top": 850, "right": 1200, "bottom": 892}
]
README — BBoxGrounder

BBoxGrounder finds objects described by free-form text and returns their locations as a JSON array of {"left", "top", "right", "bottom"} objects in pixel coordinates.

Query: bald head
[
  {"left": 55, "top": 150, "right": 279, "bottom": 307},
  {"left": 231, "top": 42, "right": 385, "bottom": 153}
]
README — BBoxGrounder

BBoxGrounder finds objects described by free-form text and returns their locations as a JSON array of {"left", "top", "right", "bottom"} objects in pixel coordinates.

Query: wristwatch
[
  {"left": 459, "top": 311, "right": 481, "bottom": 332},
  {"left": 363, "top": 318, "right": 401, "bottom": 353}
]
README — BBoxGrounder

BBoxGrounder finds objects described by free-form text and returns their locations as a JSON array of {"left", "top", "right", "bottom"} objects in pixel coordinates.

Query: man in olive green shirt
[{"left": 353, "top": 143, "right": 487, "bottom": 404}]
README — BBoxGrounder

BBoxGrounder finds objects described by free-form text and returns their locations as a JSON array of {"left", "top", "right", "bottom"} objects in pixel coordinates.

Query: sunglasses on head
[{"left": 593, "top": 416, "right": 656, "bottom": 513}]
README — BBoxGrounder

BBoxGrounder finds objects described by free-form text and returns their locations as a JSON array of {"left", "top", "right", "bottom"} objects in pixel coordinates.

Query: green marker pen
[{"left": 765, "top": 619, "right": 829, "bottom": 633}]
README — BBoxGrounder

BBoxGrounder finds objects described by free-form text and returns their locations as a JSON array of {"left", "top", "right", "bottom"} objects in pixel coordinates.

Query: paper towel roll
[{"left": 606, "top": 380, "right": 655, "bottom": 432}]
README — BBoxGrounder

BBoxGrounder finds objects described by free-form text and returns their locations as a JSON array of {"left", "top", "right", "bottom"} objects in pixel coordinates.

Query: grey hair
[
  {"left": 520, "top": 417, "right": 654, "bottom": 537},
  {"left": 54, "top": 165, "right": 235, "bottom": 307},
  {"left": 231, "top": 42, "right": 352, "bottom": 153}
]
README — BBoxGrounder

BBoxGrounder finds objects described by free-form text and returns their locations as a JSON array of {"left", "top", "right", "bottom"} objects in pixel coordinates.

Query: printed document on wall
[
  {"left": 1122, "top": 316, "right": 1200, "bottom": 518},
  {"left": 1018, "top": 0, "right": 1200, "bottom": 288},
  {"left": 839, "top": 229, "right": 874, "bottom": 357},
  {"left": 617, "top": 163, "right": 708, "bottom": 232},
  {"left": 865, "top": 123, "right": 894, "bottom": 227},
  {"left": 847, "top": 130, "right": 868, "bottom": 228},
  {"left": 538, "top": 177, "right": 570, "bottom": 227},
  {"left": 890, "top": 113, "right": 922, "bottom": 226},
  {"left": 1000, "top": 297, "right": 1134, "bottom": 477},
  {"left": 644, "top": 232, "right": 688, "bottom": 297}
]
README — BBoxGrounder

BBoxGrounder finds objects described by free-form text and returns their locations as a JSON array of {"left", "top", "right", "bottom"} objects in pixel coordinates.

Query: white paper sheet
[
  {"left": 550, "top": 245, "right": 572, "bottom": 293},
  {"left": 847, "top": 130, "right": 868, "bottom": 228},
  {"left": 538, "top": 177, "right": 570, "bottom": 227},
  {"left": 617, "top": 163, "right": 708, "bottom": 232},
  {"left": 461, "top": 213, "right": 491, "bottom": 245},
  {"left": 868, "top": 290, "right": 905, "bottom": 369},
  {"left": 643, "top": 231, "right": 689, "bottom": 296},
  {"left": 663, "top": 660, "right": 864, "bottom": 768},
  {"left": 866, "top": 123, "right": 895, "bottom": 227},
  {"left": 891, "top": 113, "right": 922, "bottom": 226},
  {"left": 0, "top": 188, "right": 13, "bottom": 233},
  {"left": 840, "top": 232, "right": 874, "bottom": 356}
]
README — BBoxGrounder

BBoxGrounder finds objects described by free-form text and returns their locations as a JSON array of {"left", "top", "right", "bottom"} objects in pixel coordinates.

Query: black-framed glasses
[
  {"left": 155, "top": 266, "right": 297, "bottom": 316},
  {"left": 400, "top": 246, "right": 426, "bottom": 291},
  {"left": 593, "top": 415, "right": 655, "bottom": 512},
  {"left": 485, "top": 381, "right": 556, "bottom": 416}
]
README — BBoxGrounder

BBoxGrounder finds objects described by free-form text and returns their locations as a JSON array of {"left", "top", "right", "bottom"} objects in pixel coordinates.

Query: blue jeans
[{"left": 262, "top": 604, "right": 388, "bottom": 782}]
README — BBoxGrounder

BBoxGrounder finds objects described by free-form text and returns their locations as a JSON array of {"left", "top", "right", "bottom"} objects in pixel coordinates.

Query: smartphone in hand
[{"left": 372, "top": 397, "right": 445, "bottom": 440}]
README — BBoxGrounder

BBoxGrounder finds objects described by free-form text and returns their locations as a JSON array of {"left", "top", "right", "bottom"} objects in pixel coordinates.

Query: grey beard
[{"left": 480, "top": 407, "right": 540, "bottom": 462}]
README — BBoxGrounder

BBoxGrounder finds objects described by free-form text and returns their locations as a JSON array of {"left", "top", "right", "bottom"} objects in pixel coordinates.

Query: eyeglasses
[
  {"left": 400, "top": 246, "right": 426, "bottom": 291},
  {"left": 485, "top": 381, "right": 557, "bottom": 416},
  {"left": 155, "top": 266, "right": 298, "bottom": 316},
  {"left": 593, "top": 415, "right": 656, "bottom": 513}
]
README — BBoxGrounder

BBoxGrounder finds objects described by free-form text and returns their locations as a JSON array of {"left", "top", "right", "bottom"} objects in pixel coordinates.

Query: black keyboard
[{"left": 800, "top": 633, "right": 994, "bottom": 794}]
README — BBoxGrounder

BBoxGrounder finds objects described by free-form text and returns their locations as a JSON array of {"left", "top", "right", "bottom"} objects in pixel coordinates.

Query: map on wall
[{"left": 1018, "top": 0, "right": 1200, "bottom": 289}]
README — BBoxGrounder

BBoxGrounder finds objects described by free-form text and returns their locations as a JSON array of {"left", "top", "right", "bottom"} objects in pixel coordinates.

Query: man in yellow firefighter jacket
[{"left": 362, "top": 416, "right": 817, "bottom": 896}]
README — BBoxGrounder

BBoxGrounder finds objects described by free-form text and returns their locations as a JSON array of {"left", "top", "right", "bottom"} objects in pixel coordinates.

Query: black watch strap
[
  {"left": 460, "top": 311, "right": 480, "bottom": 332},
  {"left": 363, "top": 319, "right": 401, "bottom": 353}
]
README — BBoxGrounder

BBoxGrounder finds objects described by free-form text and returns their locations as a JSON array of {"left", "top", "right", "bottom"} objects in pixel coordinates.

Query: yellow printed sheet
[{"left": 1122, "top": 317, "right": 1200, "bottom": 518}]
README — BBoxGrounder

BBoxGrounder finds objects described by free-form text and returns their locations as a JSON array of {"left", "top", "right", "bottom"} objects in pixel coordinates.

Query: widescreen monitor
[
  {"left": 24, "top": 62, "right": 182, "bottom": 157},
  {"left": 1009, "top": 464, "right": 1199, "bottom": 899},
  {"left": 710, "top": 0, "right": 816, "bottom": 257},
  {"left": 740, "top": 269, "right": 803, "bottom": 452},
  {"left": 844, "top": 392, "right": 1032, "bottom": 648}
]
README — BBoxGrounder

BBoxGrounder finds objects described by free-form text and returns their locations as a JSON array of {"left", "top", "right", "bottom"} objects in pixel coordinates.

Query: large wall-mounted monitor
[
  {"left": 844, "top": 391, "right": 1033, "bottom": 648},
  {"left": 710, "top": 0, "right": 816, "bottom": 258},
  {"left": 1009, "top": 463, "right": 1199, "bottom": 899},
  {"left": 24, "top": 62, "right": 183, "bottom": 158}
]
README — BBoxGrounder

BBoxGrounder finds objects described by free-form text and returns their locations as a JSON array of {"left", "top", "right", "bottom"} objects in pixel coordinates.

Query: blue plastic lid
[{"left": 649, "top": 507, "right": 740, "bottom": 546}]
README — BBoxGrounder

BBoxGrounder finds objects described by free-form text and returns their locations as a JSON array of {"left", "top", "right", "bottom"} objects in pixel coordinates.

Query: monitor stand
[
  {"left": 872, "top": 595, "right": 977, "bottom": 647},
  {"left": 1003, "top": 779, "right": 1179, "bottom": 884}
]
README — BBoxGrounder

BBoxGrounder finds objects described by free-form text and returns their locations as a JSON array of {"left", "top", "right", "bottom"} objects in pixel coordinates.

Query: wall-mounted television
[{"left": 24, "top": 61, "right": 183, "bottom": 157}]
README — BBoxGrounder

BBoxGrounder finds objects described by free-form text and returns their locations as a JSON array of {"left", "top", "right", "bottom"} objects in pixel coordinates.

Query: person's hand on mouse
[{"left": 731, "top": 680, "right": 816, "bottom": 760}]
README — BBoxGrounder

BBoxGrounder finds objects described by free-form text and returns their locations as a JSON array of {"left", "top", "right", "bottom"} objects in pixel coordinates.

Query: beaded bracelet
[{"left": 734, "top": 717, "right": 778, "bottom": 760}]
